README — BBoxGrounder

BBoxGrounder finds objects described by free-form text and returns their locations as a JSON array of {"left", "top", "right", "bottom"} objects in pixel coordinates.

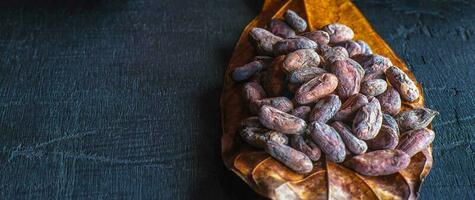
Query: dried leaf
[{"left": 221, "top": 0, "right": 433, "bottom": 199}]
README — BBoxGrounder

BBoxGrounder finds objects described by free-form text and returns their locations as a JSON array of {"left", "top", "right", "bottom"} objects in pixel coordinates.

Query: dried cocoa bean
[
  {"left": 333, "top": 93, "right": 369, "bottom": 122},
  {"left": 360, "top": 79, "right": 388, "bottom": 96},
  {"left": 262, "top": 55, "right": 286, "bottom": 96},
  {"left": 251, "top": 97, "right": 294, "bottom": 113},
  {"left": 290, "top": 106, "right": 311, "bottom": 121},
  {"left": 352, "top": 54, "right": 392, "bottom": 81},
  {"left": 377, "top": 87, "right": 402, "bottom": 116},
  {"left": 330, "top": 59, "right": 363, "bottom": 99},
  {"left": 232, "top": 60, "right": 265, "bottom": 82},
  {"left": 273, "top": 37, "right": 317, "bottom": 55},
  {"left": 382, "top": 114, "right": 399, "bottom": 134},
  {"left": 356, "top": 40, "right": 372, "bottom": 55},
  {"left": 258, "top": 105, "right": 307, "bottom": 134},
  {"left": 385, "top": 66, "right": 420, "bottom": 102},
  {"left": 309, "top": 94, "right": 341, "bottom": 123},
  {"left": 301, "top": 30, "right": 330, "bottom": 45},
  {"left": 366, "top": 125, "right": 399, "bottom": 150},
  {"left": 309, "top": 121, "right": 346, "bottom": 163},
  {"left": 288, "top": 67, "right": 327, "bottom": 84},
  {"left": 322, "top": 23, "right": 354, "bottom": 44},
  {"left": 240, "top": 116, "right": 262, "bottom": 128},
  {"left": 266, "top": 141, "right": 313, "bottom": 174},
  {"left": 334, "top": 41, "right": 362, "bottom": 57},
  {"left": 331, "top": 121, "right": 368, "bottom": 155},
  {"left": 353, "top": 97, "right": 383, "bottom": 140},
  {"left": 240, "top": 127, "right": 288, "bottom": 148},
  {"left": 290, "top": 135, "right": 322, "bottom": 162},
  {"left": 268, "top": 19, "right": 296, "bottom": 38},
  {"left": 317, "top": 43, "right": 332, "bottom": 56},
  {"left": 323, "top": 46, "right": 349, "bottom": 64},
  {"left": 295, "top": 73, "right": 339, "bottom": 104},
  {"left": 396, "top": 108, "right": 439, "bottom": 131},
  {"left": 242, "top": 81, "right": 266, "bottom": 105},
  {"left": 346, "top": 149, "right": 410, "bottom": 176},
  {"left": 284, "top": 9, "right": 307, "bottom": 32},
  {"left": 397, "top": 128, "right": 435, "bottom": 157},
  {"left": 250, "top": 27, "right": 283, "bottom": 55},
  {"left": 283, "top": 49, "right": 320, "bottom": 73}
]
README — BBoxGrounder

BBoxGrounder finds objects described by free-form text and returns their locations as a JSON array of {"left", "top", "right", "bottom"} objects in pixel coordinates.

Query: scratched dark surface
[{"left": 0, "top": 0, "right": 473, "bottom": 199}]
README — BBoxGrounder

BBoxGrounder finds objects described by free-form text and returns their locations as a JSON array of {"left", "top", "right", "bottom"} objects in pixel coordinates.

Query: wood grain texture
[{"left": 0, "top": 0, "right": 472, "bottom": 199}]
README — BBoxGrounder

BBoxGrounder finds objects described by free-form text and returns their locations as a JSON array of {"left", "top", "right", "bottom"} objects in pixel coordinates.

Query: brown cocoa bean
[
  {"left": 346, "top": 149, "right": 410, "bottom": 176},
  {"left": 232, "top": 60, "right": 265, "bottom": 82},
  {"left": 251, "top": 97, "right": 294, "bottom": 113},
  {"left": 290, "top": 106, "right": 311, "bottom": 121},
  {"left": 333, "top": 93, "right": 369, "bottom": 122},
  {"left": 322, "top": 23, "right": 354, "bottom": 44},
  {"left": 250, "top": 27, "right": 283, "bottom": 55},
  {"left": 331, "top": 121, "right": 368, "bottom": 155},
  {"left": 266, "top": 141, "right": 313, "bottom": 174},
  {"left": 309, "top": 121, "right": 346, "bottom": 163},
  {"left": 385, "top": 66, "right": 420, "bottom": 102},
  {"left": 353, "top": 97, "right": 383, "bottom": 140},
  {"left": 242, "top": 81, "right": 266, "bottom": 106},
  {"left": 258, "top": 105, "right": 307, "bottom": 134},
  {"left": 355, "top": 40, "right": 372, "bottom": 55},
  {"left": 268, "top": 19, "right": 296, "bottom": 38},
  {"left": 360, "top": 79, "right": 388, "bottom": 96},
  {"left": 284, "top": 9, "right": 307, "bottom": 32},
  {"left": 323, "top": 46, "right": 349, "bottom": 64},
  {"left": 335, "top": 41, "right": 362, "bottom": 57},
  {"left": 382, "top": 114, "right": 399, "bottom": 134},
  {"left": 352, "top": 54, "right": 392, "bottom": 81},
  {"left": 396, "top": 108, "right": 439, "bottom": 131},
  {"left": 240, "top": 127, "right": 288, "bottom": 148},
  {"left": 301, "top": 30, "right": 330, "bottom": 45},
  {"left": 309, "top": 94, "right": 341, "bottom": 123},
  {"left": 290, "top": 135, "right": 322, "bottom": 162},
  {"left": 376, "top": 87, "right": 402, "bottom": 116},
  {"left": 295, "top": 73, "right": 338, "bottom": 104},
  {"left": 283, "top": 49, "right": 320, "bottom": 73},
  {"left": 240, "top": 116, "right": 262, "bottom": 128},
  {"left": 366, "top": 125, "right": 399, "bottom": 150},
  {"left": 288, "top": 67, "right": 327, "bottom": 84},
  {"left": 397, "top": 128, "right": 435, "bottom": 157},
  {"left": 330, "top": 59, "right": 363, "bottom": 99},
  {"left": 261, "top": 55, "right": 286, "bottom": 96},
  {"left": 273, "top": 37, "right": 317, "bottom": 55}
]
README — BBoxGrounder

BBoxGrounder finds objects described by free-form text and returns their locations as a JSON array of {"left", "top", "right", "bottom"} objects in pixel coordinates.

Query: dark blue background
[{"left": 0, "top": 0, "right": 473, "bottom": 199}]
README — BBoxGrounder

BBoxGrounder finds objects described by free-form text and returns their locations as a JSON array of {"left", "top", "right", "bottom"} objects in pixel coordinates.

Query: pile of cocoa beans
[{"left": 232, "top": 9, "right": 438, "bottom": 176}]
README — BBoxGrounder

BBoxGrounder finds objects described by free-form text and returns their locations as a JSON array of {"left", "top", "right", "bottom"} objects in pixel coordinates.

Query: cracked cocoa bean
[
  {"left": 322, "top": 23, "right": 354, "bottom": 44},
  {"left": 232, "top": 60, "right": 265, "bottom": 82},
  {"left": 377, "top": 87, "right": 402, "bottom": 116},
  {"left": 335, "top": 41, "right": 362, "bottom": 57},
  {"left": 250, "top": 96, "right": 294, "bottom": 114},
  {"left": 333, "top": 93, "right": 368, "bottom": 122},
  {"left": 283, "top": 49, "right": 320, "bottom": 73},
  {"left": 290, "top": 106, "right": 311, "bottom": 121},
  {"left": 331, "top": 121, "right": 368, "bottom": 155},
  {"left": 309, "top": 94, "right": 341, "bottom": 123},
  {"left": 295, "top": 73, "right": 338, "bottom": 104},
  {"left": 266, "top": 141, "right": 313, "bottom": 174},
  {"left": 352, "top": 54, "right": 392, "bottom": 81},
  {"left": 397, "top": 128, "right": 435, "bottom": 157},
  {"left": 330, "top": 59, "right": 363, "bottom": 99},
  {"left": 268, "top": 19, "right": 296, "bottom": 38},
  {"left": 301, "top": 30, "right": 330, "bottom": 45},
  {"left": 309, "top": 121, "right": 346, "bottom": 163},
  {"left": 273, "top": 37, "right": 317, "bottom": 55},
  {"left": 356, "top": 40, "right": 372, "bottom": 54},
  {"left": 290, "top": 135, "right": 322, "bottom": 162},
  {"left": 385, "top": 66, "right": 420, "bottom": 102},
  {"left": 360, "top": 79, "right": 388, "bottom": 97},
  {"left": 284, "top": 9, "right": 307, "bottom": 32},
  {"left": 262, "top": 55, "right": 286, "bottom": 96},
  {"left": 346, "top": 149, "right": 410, "bottom": 176},
  {"left": 288, "top": 67, "right": 327, "bottom": 84},
  {"left": 382, "top": 114, "right": 399, "bottom": 134},
  {"left": 353, "top": 97, "right": 383, "bottom": 140},
  {"left": 240, "top": 127, "right": 288, "bottom": 148},
  {"left": 323, "top": 46, "right": 349, "bottom": 64},
  {"left": 258, "top": 105, "right": 307, "bottom": 134},
  {"left": 396, "top": 108, "right": 439, "bottom": 131},
  {"left": 250, "top": 27, "right": 283, "bottom": 55},
  {"left": 366, "top": 125, "right": 399, "bottom": 150}
]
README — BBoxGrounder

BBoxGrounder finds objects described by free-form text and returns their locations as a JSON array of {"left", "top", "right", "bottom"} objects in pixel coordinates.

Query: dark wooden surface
[{"left": 0, "top": 0, "right": 473, "bottom": 199}]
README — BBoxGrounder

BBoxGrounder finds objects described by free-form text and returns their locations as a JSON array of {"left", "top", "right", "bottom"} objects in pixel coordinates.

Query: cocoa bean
[
  {"left": 366, "top": 125, "right": 399, "bottom": 150},
  {"left": 301, "top": 30, "right": 330, "bottom": 45},
  {"left": 242, "top": 81, "right": 266, "bottom": 107},
  {"left": 266, "top": 141, "right": 313, "bottom": 174},
  {"left": 382, "top": 114, "right": 399, "bottom": 134},
  {"left": 273, "top": 37, "right": 317, "bottom": 55},
  {"left": 284, "top": 9, "right": 307, "bottom": 32},
  {"left": 283, "top": 49, "right": 320, "bottom": 73},
  {"left": 355, "top": 40, "right": 372, "bottom": 55},
  {"left": 232, "top": 60, "right": 265, "bottom": 82},
  {"left": 352, "top": 97, "right": 383, "bottom": 140},
  {"left": 396, "top": 108, "right": 439, "bottom": 131},
  {"left": 290, "top": 135, "right": 322, "bottom": 162},
  {"left": 352, "top": 54, "right": 392, "bottom": 81},
  {"left": 322, "top": 23, "right": 354, "bottom": 44},
  {"left": 295, "top": 73, "right": 339, "bottom": 104},
  {"left": 240, "top": 116, "right": 262, "bottom": 128},
  {"left": 360, "top": 79, "right": 388, "bottom": 96},
  {"left": 290, "top": 106, "right": 312, "bottom": 121},
  {"left": 240, "top": 127, "right": 288, "bottom": 148},
  {"left": 333, "top": 93, "right": 369, "bottom": 122},
  {"left": 323, "top": 46, "right": 349, "bottom": 64},
  {"left": 309, "top": 121, "right": 346, "bottom": 163},
  {"left": 258, "top": 105, "right": 307, "bottom": 134},
  {"left": 268, "top": 19, "right": 296, "bottom": 38},
  {"left": 334, "top": 40, "right": 362, "bottom": 57},
  {"left": 317, "top": 43, "right": 332, "bottom": 56},
  {"left": 330, "top": 59, "right": 363, "bottom": 99},
  {"left": 346, "top": 149, "right": 410, "bottom": 176},
  {"left": 249, "top": 27, "right": 283, "bottom": 55},
  {"left": 309, "top": 94, "right": 341, "bottom": 123},
  {"left": 331, "top": 121, "right": 368, "bottom": 155},
  {"left": 385, "top": 66, "right": 420, "bottom": 102},
  {"left": 251, "top": 96, "right": 294, "bottom": 113},
  {"left": 288, "top": 67, "right": 327, "bottom": 84},
  {"left": 376, "top": 87, "right": 402, "bottom": 116},
  {"left": 397, "top": 128, "right": 435, "bottom": 157},
  {"left": 261, "top": 55, "right": 286, "bottom": 96}
]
